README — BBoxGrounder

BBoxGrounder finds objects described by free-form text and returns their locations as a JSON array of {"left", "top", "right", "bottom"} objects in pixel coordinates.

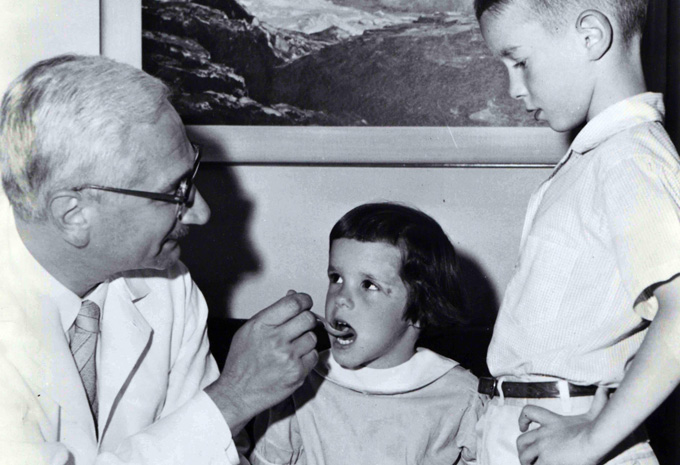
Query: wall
[
  {"left": 0, "top": 1, "right": 99, "bottom": 92},
  {"left": 181, "top": 164, "right": 551, "bottom": 323},
  {"left": 1, "top": 0, "right": 550, "bottom": 325}
]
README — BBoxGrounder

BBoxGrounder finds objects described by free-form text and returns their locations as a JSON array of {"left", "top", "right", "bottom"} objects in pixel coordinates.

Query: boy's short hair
[
  {"left": 474, "top": 0, "right": 647, "bottom": 45},
  {"left": 329, "top": 202, "right": 468, "bottom": 337}
]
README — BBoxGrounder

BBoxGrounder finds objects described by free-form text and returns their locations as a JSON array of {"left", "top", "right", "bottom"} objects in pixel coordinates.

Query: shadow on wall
[
  {"left": 180, "top": 171, "right": 501, "bottom": 328},
  {"left": 456, "top": 249, "right": 499, "bottom": 328},
  {"left": 180, "top": 162, "right": 500, "bottom": 377},
  {"left": 179, "top": 163, "right": 261, "bottom": 319}
]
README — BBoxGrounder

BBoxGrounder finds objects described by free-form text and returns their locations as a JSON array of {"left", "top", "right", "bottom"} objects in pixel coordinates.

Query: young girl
[{"left": 251, "top": 202, "right": 484, "bottom": 464}]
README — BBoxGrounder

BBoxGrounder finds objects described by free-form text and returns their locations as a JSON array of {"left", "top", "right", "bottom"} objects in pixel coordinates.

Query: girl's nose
[{"left": 335, "top": 286, "right": 353, "bottom": 309}]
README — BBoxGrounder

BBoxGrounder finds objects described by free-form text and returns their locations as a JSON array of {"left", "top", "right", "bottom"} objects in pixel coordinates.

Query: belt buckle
[{"left": 490, "top": 378, "right": 498, "bottom": 399}]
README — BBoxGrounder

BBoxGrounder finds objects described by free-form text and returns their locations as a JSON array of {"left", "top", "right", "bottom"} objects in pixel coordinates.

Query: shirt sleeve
[
  {"left": 599, "top": 144, "right": 680, "bottom": 319},
  {"left": 106, "top": 391, "right": 241, "bottom": 464}
]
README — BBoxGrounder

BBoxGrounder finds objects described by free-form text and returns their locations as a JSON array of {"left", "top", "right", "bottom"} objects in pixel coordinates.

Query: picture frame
[{"left": 101, "top": 0, "right": 570, "bottom": 165}]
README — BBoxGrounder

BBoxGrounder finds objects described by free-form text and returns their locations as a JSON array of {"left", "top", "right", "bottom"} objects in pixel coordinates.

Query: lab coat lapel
[
  {"left": 1, "top": 196, "right": 99, "bottom": 443},
  {"left": 97, "top": 279, "right": 152, "bottom": 444},
  {"left": 27, "top": 295, "right": 99, "bottom": 442}
]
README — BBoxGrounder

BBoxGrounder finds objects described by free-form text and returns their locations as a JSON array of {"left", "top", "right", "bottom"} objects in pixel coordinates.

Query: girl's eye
[
  {"left": 361, "top": 280, "right": 379, "bottom": 291},
  {"left": 328, "top": 273, "right": 343, "bottom": 284}
]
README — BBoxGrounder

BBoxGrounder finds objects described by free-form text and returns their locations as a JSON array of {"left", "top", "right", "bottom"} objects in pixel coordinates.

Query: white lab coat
[{"left": 0, "top": 193, "right": 240, "bottom": 464}]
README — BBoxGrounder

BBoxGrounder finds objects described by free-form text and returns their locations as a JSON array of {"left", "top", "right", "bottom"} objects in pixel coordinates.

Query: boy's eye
[
  {"left": 328, "top": 273, "right": 343, "bottom": 284},
  {"left": 361, "top": 280, "right": 379, "bottom": 291},
  {"left": 513, "top": 60, "right": 527, "bottom": 69}
]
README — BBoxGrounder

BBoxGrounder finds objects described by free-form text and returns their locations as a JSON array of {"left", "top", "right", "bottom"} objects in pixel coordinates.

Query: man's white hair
[{"left": 0, "top": 54, "right": 170, "bottom": 222}]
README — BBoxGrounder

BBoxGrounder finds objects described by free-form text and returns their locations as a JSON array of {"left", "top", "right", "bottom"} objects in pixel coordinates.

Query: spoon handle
[{"left": 315, "top": 315, "right": 350, "bottom": 337}]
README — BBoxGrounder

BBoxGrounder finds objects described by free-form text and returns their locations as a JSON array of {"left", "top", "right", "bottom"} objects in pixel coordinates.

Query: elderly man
[{"left": 0, "top": 54, "right": 318, "bottom": 464}]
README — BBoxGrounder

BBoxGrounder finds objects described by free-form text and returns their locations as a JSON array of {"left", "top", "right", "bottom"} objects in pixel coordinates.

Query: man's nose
[{"left": 180, "top": 189, "right": 211, "bottom": 225}]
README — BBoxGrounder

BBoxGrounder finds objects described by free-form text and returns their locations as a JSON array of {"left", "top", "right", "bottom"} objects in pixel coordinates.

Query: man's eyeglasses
[{"left": 75, "top": 142, "right": 202, "bottom": 220}]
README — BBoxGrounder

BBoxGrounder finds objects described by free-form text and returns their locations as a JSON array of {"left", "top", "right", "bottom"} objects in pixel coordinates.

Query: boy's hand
[
  {"left": 206, "top": 291, "right": 318, "bottom": 434},
  {"left": 516, "top": 387, "right": 609, "bottom": 465}
]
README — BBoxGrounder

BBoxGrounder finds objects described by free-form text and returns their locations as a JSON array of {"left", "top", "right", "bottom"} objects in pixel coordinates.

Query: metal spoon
[{"left": 315, "top": 314, "right": 351, "bottom": 337}]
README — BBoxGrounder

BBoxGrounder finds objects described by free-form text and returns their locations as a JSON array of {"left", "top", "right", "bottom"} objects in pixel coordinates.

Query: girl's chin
[{"left": 331, "top": 348, "right": 362, "bottom": 369}]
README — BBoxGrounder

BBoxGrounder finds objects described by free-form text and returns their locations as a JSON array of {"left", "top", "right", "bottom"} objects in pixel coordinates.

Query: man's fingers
[
  {"left": 256, "top": 291, "right": 314, "bottom": 326},
  {"left": 275, "top": 309, "right": 317, "bottom": 343},
  {"left": 291, "top": 328, "right": 318, "bottom": 358},
  {"left": 518, "top": 405, "right": 559, "bottom": 432},
  {"left": 300, "top": 349, "right": 319, "bottom": 374}
]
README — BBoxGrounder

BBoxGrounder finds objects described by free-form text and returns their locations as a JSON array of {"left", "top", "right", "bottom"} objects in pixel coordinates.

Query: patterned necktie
[{"left": 69, "top": 300, "right": 101, "bottom": 420}]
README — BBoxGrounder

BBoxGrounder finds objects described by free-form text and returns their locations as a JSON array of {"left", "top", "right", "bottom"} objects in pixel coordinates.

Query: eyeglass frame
[{"left": 74, "top": 142, "right": 202, "bottom": 219}]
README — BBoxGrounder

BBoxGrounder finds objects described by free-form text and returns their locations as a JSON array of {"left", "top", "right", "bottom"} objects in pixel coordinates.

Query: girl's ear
[
  {"left": 48, "top": 190, "right": 93, "bottom": 248},
  {"left": 575, "top": 9, "right": 613, "bottom": 61}
]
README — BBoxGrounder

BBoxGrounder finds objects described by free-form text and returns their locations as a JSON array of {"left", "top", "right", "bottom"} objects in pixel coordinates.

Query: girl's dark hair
[{"left": 329, "top": 202, "right": 468, "bottom": 337}]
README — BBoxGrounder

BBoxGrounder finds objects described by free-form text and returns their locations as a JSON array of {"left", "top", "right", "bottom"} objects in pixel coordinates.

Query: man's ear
[
  {"left": 575, "top": 9, "right": 613, "bottom": 60},
  {"left": 48, "top": 191, "right": 92, "bottom": 248}
]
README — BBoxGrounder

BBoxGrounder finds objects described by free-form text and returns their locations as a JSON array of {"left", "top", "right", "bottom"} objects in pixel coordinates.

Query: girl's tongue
[{"left": 334, "top": 320, "right": 356, "bottom": 345}]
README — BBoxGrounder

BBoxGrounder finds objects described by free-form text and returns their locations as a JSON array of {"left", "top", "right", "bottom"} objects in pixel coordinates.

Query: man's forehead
[{"left": 125, "top": 107, "right": 193, "bottom": 189}]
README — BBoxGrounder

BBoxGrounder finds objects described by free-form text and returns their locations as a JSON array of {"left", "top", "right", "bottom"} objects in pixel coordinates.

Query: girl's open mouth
[{"left": 333, "top": 320, "right": 356, "bottom": 346}]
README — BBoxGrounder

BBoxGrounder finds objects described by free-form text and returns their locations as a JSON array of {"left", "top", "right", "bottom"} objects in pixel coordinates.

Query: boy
[{"left": 474, "top": 1, "right": 680, "bottom": 464}]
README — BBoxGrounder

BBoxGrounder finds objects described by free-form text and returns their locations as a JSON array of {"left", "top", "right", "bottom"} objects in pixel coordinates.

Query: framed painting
[{"left": 100, "top": 0, "right": 575, "bottom": 165}]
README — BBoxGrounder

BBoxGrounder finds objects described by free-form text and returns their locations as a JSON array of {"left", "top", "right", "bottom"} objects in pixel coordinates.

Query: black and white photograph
[{"left": 1, "top": 0, "right": 679, "bottom": 464}]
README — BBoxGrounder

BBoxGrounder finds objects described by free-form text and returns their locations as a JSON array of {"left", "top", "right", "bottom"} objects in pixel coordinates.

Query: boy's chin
[{"left": 545, "top": 115, "right": 587, "bottom": 133}]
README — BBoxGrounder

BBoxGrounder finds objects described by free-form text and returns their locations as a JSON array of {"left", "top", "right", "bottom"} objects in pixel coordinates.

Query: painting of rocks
[{"left": 142, "top": 0, "right": 541, "bottom": 126}]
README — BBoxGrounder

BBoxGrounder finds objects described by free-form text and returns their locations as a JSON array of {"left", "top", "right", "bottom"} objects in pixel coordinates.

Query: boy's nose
[{"left": 508, "top": 73, "right": 528, "bottom": 100}]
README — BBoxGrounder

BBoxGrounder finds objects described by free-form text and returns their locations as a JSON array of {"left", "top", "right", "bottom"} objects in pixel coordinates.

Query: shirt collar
[
  {"left": 62, "top": 281, "right": 110, "bottom": 335},
  {"left": 315, "top": 348, "right": 458, "bottom": 394},
  {"left": 569, "top": 92, "right": 665, "bottom": 156}
]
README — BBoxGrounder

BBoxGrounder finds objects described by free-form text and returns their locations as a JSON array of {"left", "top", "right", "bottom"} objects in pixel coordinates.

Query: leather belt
[{"left": 478, "top": 377, "right": 603, "bottom": 399}]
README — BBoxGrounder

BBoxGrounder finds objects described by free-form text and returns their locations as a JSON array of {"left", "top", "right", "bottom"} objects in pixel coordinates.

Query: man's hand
[
  {"left": 516, "top": 387, "right": 609, "bottom": 465},
  {"left": 206, "top": 291, "right": 318, "bottom": 434}
]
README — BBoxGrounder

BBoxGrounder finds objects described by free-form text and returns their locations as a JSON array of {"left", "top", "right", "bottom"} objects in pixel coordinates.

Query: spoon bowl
[{"left": 315, "top": 315, "right": 351, "bottom": 338}]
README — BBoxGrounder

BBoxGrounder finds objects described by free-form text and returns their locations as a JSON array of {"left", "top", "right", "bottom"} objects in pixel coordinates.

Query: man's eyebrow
[
  {"left": 159, "top": 167, "right": 192, "bottom": 193},
  {"left": 158, "top": 142, "right": 197, "bottom": 192}
]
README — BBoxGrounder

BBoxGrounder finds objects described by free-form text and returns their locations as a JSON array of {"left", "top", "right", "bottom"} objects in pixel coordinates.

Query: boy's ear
[
  {"left": 575, "top": 9, "right": 613, "bottom": 60},
  {"left": 48, "top": 190, "right": 93, "bottom": 248}
]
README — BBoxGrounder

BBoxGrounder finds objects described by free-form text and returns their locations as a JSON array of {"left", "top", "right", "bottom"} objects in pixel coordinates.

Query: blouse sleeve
[
  {"left": 250, "top": 397, "right": 305, "bottom": 465},
  {"left": 456, "top": 391, "right": 485, "bottom": 465}
]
